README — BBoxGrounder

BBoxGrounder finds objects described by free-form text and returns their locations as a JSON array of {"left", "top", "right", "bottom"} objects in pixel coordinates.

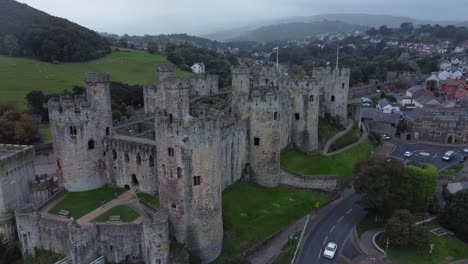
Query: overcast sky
[{"left": 18, "top": 0, "right": 468, "bottom": 36}]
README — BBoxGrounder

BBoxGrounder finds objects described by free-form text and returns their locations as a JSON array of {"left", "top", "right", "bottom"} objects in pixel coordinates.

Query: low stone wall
[{"left": 280, "top": 169, "right": 340, "bottom": 191}]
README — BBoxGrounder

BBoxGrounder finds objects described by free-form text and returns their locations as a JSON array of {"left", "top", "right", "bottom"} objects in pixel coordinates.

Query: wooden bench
[
  {"left": 58, "top": 210, "right": 69, "bottom": 217},
  {"left": 109, "top": 215, "right": 121, "bottom": 222}
]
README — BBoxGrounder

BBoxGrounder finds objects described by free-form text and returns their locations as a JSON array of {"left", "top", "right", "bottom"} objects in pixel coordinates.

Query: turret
[
  {"left": 232, "top": 65, "right": 251, "bottom": 95},
  {"left": 48, "top": 73, "right": 112, "bottom": 191},
  {"left": 156, "top": 63, "right": 175, "bottom": 82}
]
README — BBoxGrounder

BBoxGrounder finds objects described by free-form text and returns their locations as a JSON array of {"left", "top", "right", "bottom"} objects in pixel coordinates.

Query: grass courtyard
[
  {"left": 281, "top": 139, "right": 375, "bottom": 182},
  {"left": 378, "top": 223, "right": 468, "bottom": 264},
  {"left": 93, "top": 205, "right": 140, "bottom": 223},
  {"left": 137, "top": 192, "right": 160, "bottom": 208},
  {"left": 215, "top": 182, "right": 330, "bottom": 262},
  {"left": 0, "top": 50, "right": 188, "bottom": 107},
  {"left": 329, "top": 125, "right": 360, "bottom": 152},
  {"left": 48, "top": 185, "right": 124, "bottom": 219},
  {"left": 39, "top": 126, "right": 52, "bottom": 143}
]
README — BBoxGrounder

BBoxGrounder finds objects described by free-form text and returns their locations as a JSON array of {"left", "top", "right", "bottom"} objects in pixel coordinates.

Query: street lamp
[{"left": 385, "top": 238, "right": 389, "bottom": 257}]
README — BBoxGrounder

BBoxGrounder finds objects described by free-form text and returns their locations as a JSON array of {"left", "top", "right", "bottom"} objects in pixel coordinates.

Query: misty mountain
[
  {"left": 202, "top": 13, "right": 462, "bottom": 42},
  {"left": 229, "top": 21, "right": 368, "bottom": 42},
  {"left": 0, "top": 0, "right": 110, "bottom": 62}
]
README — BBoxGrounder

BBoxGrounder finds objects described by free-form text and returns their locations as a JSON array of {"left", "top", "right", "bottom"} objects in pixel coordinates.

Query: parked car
[
  {"left": 383, "top": 134, "right": 391, "bottom": 140},
  {"left": 442, "top": 151, "right": 455, "bottom": 161},
  {"left": 458, "top": 154, "right": 467, "bottom": 163},
  {"left": 361, "top": 97, "right": 372, "bottom": 103},
  {"left": 404, "top": 151, "right": 413, "bottom": 157},
  {"left": 463, "top": 147, "right": 468, "bottom": 153},
  {"left": 323, "top": 242, "right": 338, "bottom": 259},
  {"left": 362, "top": 102, "right": 373, "bottom": 107}
]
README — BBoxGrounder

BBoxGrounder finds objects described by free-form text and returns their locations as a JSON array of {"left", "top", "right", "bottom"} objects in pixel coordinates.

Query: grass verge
[
  {"left": 378, "top": 223, "right": 468, "bottom": 264},
  {"left": 271, "top": 231, "right": 301, "bottom": 264},
  {"left": 48, "top": 185, "right": 124, "bottom": 219},
  {"left": 39, "top": 126, "right": 52, "bottom": 143},
  {"left": 281, "top": 139, "right": 375, "bottom": 182},
  {"left": 93, "top": 205, "right": 139, "bottom": 223},
  {"left": 214, "top": 182, "right": 330, "bottom": 263},
  {"left": 137, "top": 192, "right": 160, "bottom": 208},
  {"left": 440, "top": 163, "right": 464, "bottom": 176},
  {"left": 329, "top": 125, "right": 360, "bottom": 152}
]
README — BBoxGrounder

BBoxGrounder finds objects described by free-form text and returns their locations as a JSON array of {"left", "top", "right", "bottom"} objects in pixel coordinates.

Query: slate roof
[
  {"left": 378, "top": 98, "right": 391, "bottom": 108},
  {"left": 361, "top": 108, "right": 400, "bottom": 124},
  {"left": 447, "top": 181, "right": 468, "bottom": 194}
]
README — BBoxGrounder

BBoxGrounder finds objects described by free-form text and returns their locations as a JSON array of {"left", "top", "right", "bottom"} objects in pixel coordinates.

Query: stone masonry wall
[{"left": 280, "top": 169, "right": 340, "bottom": 192}]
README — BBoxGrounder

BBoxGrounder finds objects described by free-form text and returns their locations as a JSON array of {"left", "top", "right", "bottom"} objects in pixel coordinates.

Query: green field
[
  {"left": 215, "top": 182, "right": 329, "bottom": 262},
  {"left": 0, "top": 50, "right": 188, "bottom": 107},
  {"left": 48, "top": 185, "right": 124, "bottom": 219},
  {"left": 93, "top": 205, "right": 140, "bottom": 223},
  {"left": 281, "top": 139, "right": 375, "bottom": 181},
  {"left": 380, "top": 223, "right": 468, "bottom": 264},
  {"left": 137, "top": 192, "right": 160, "bottom": 208}
]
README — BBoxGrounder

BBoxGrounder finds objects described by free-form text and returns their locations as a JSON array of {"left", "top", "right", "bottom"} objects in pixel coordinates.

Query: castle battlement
[{"left": 85, "top": 73, "right": 109, "bottom": 84}]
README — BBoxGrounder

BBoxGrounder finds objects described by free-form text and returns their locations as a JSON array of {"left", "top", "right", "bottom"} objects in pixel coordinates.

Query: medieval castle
[{"left": 2, "top": 62, "right": 353, "bottom": 263}]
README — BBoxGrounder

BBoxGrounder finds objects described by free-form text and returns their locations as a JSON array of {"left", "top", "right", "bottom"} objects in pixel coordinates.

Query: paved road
[
  {"left": 389, "top": 140, "right": 464, "bottom": 171},
  {"left": 297, "top": 193, "right": 366, "bottom": 264}
]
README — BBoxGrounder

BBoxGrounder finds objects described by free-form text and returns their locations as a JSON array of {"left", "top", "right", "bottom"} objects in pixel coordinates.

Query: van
[{"left": 442, "top": 151, "right": 455, "bottom": 161}]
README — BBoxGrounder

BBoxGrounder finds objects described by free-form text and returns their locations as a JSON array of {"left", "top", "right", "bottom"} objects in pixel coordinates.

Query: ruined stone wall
[
  {"left": 48, "top": 73, "right": 112, "bottom": 191},
  {"left": 280, "top": 169, "right": 340, "bottom": 191},
  {"left": 16, "top": 204, "right": 170, "bottom": 264},
  {"left": 191, "top": 74, "right": 219, "bottom": 97},
  {"left": 103, "top": 138, "right": 158, "bottom": 195},
  {"left": 0, "top": 145, "right": 35, "bottom": 214},
  {"left": 249, "top": 89, "right": 281, "bottom": 187}
]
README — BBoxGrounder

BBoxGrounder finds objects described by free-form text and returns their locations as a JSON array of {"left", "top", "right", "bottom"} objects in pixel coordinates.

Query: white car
[
  {"left": 383, "top": 134, "right": 391, "bottom": 140},
  {"left": 404, "top": 151, "right": 413, "bottom": 157},
  {"left": 323, "top": 242, "right": 338, "bottom": 259},
  {"left": 463, "top": 148, "right": 468, "bottom": 153}
]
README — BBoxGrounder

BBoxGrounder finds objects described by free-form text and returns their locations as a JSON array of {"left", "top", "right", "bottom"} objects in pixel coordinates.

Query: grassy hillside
[{"left": 0, "top": 50, "right": 187, "bottom": 106}]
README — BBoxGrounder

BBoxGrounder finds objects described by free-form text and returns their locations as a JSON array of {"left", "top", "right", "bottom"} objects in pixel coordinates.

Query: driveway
[{"left": 387, "top": 140, "right": 463, "bottom": 171}]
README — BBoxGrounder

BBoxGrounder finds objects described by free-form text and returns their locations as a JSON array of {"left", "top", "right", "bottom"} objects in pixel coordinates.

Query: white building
[{"left": 191, "top": 63, "right": 205, "bottom": 74}]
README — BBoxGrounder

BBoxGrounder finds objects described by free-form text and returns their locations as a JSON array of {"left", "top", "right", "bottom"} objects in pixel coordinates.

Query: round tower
[
  {"left": 156, "top": 63, "right": 174, "bottom": 82},
  {"left": 249, "top": 89, "right": 282, "bottom": 187},
  {"left": 48, "top": 73, "right": 112, "bottom": 191}
]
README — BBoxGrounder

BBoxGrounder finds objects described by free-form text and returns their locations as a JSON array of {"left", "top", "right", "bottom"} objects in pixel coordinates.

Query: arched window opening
[{"left": 112, "top": 149, "right": 117, "bottom": 160}]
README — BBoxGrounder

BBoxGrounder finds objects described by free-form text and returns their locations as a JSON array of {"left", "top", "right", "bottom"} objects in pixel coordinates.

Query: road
[
  {"left": 297, "top": 193, "right": 366, "bottom": 264},
  {"left": 389, "top": 139, "right": 463, "bottom": 171}
]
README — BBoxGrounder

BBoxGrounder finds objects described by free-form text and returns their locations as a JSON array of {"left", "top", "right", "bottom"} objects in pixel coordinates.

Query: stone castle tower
[{"left": 48, "top": 73, "right": 112, "bottom": 191}]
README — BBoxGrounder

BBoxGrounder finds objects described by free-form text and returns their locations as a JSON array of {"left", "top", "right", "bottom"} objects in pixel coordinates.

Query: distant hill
[
  {"left": 202, "top": 13, "right": 463, "bottom": 41},
  {"left": 230, "top": 21, "right": 368, "bottom": 42},
  {"left": 0, "top": 0, "right": 110, "bottom": 62}
]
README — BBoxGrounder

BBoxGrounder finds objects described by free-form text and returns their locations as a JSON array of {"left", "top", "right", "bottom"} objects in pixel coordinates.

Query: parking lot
[{"left": 388, "top": 139, "right": 465, "bottom": 171}]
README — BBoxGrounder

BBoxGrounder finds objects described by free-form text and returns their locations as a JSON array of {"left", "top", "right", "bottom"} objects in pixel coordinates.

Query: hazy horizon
[{"left": 17, "top": 0, "right": 468, "bottom": 36}]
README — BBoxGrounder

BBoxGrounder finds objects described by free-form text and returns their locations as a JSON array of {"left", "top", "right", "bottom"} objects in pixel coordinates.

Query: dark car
[{"left": 458, "top": 154, "right": 467, "bottom": 163}]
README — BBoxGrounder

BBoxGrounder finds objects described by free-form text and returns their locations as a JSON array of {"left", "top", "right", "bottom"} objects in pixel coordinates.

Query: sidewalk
[
  {"left": 322, "top": 119, "right": 355, "bottom": 155},
  {"left": 357, "top": 228, "right": 387, "bottom": 264}
]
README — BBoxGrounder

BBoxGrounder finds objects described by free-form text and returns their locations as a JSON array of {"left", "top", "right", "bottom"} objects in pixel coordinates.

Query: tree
[
  {"left": 400, "top": 23, "right": 414, "bottom": 34},
  {"left": 385, "top": 210, "right": 428, "bottom": 247},
  {"left": 406, "top": 163, "right": 438, "bottom": 211},
  {"left": 354, "top": 157, "right": 413, "bottom": 218},
  {"left": 25, "top": 90, "right": 45, "bottom": 111},
  {"left": 440, "top": 189, "right": 468, "bottom": 242},
  {"left": 0, "top": 236, "right": 22, "bottom": 264},
  {"left": 0, "top": 103, "right": 40, "bottom": 144},
  {"left": 147, "top": 41, "right": 159, "bottom": 54}
]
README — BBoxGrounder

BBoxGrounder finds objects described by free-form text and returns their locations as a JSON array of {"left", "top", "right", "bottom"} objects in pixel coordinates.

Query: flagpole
[{"left": 276, "top": 47, "right": 279, "bottom": 70}]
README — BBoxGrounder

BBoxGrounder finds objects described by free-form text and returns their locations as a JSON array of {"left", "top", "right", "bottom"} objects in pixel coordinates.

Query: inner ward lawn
[
  {"left": 137, "top": 192, "right": 160, "bottom": 208},
  {"left": 281, "top": 139, "right": 375, "bottom": 182},
  {"left": 215, "top": 182, "right": 330, "bottom": 262},
  {"left": 93, "top": 205, "right": 139, "bottom": 223},
  {"left": 380, "top": 223, "right": 468, "bottom": 264},
  {"left": 49, "top": 185, "right": 124, "bottom": 219},
  {"left": 0, "top": 50, "right": 188, "bottom": 107}
]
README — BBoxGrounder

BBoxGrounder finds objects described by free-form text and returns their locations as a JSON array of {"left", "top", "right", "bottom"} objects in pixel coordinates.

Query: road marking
[
  {"left": 330, "top": 225, "right": 335, "bottom": 233},
  {"left": 318, "top": 248, "right": 322, "bottom": 258},
  {"left": 323, "top": 236, "right": 328, "bottom": 245},
  {"left": 346, "top": 208, "right": 352, "bottom": 214},
  {"left": 338, "top": 216, "right": 344, "bottom": 223}
]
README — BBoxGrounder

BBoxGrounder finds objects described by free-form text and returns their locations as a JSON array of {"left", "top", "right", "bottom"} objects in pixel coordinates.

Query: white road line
[
  {"left": 330, "top": 225, "right": 335, "bottom": 233},
  {"left": 323, "top": 236, "right": 328, "bottom": 245},
  {"left": 338, "top": 216, "right": 344, "bottom": 223},
  {"left": 318, "top": 248, "right": 322, "bottom": 258},
  {"left": 346, "top": 208, "right": 353, "bottom": 214}
]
